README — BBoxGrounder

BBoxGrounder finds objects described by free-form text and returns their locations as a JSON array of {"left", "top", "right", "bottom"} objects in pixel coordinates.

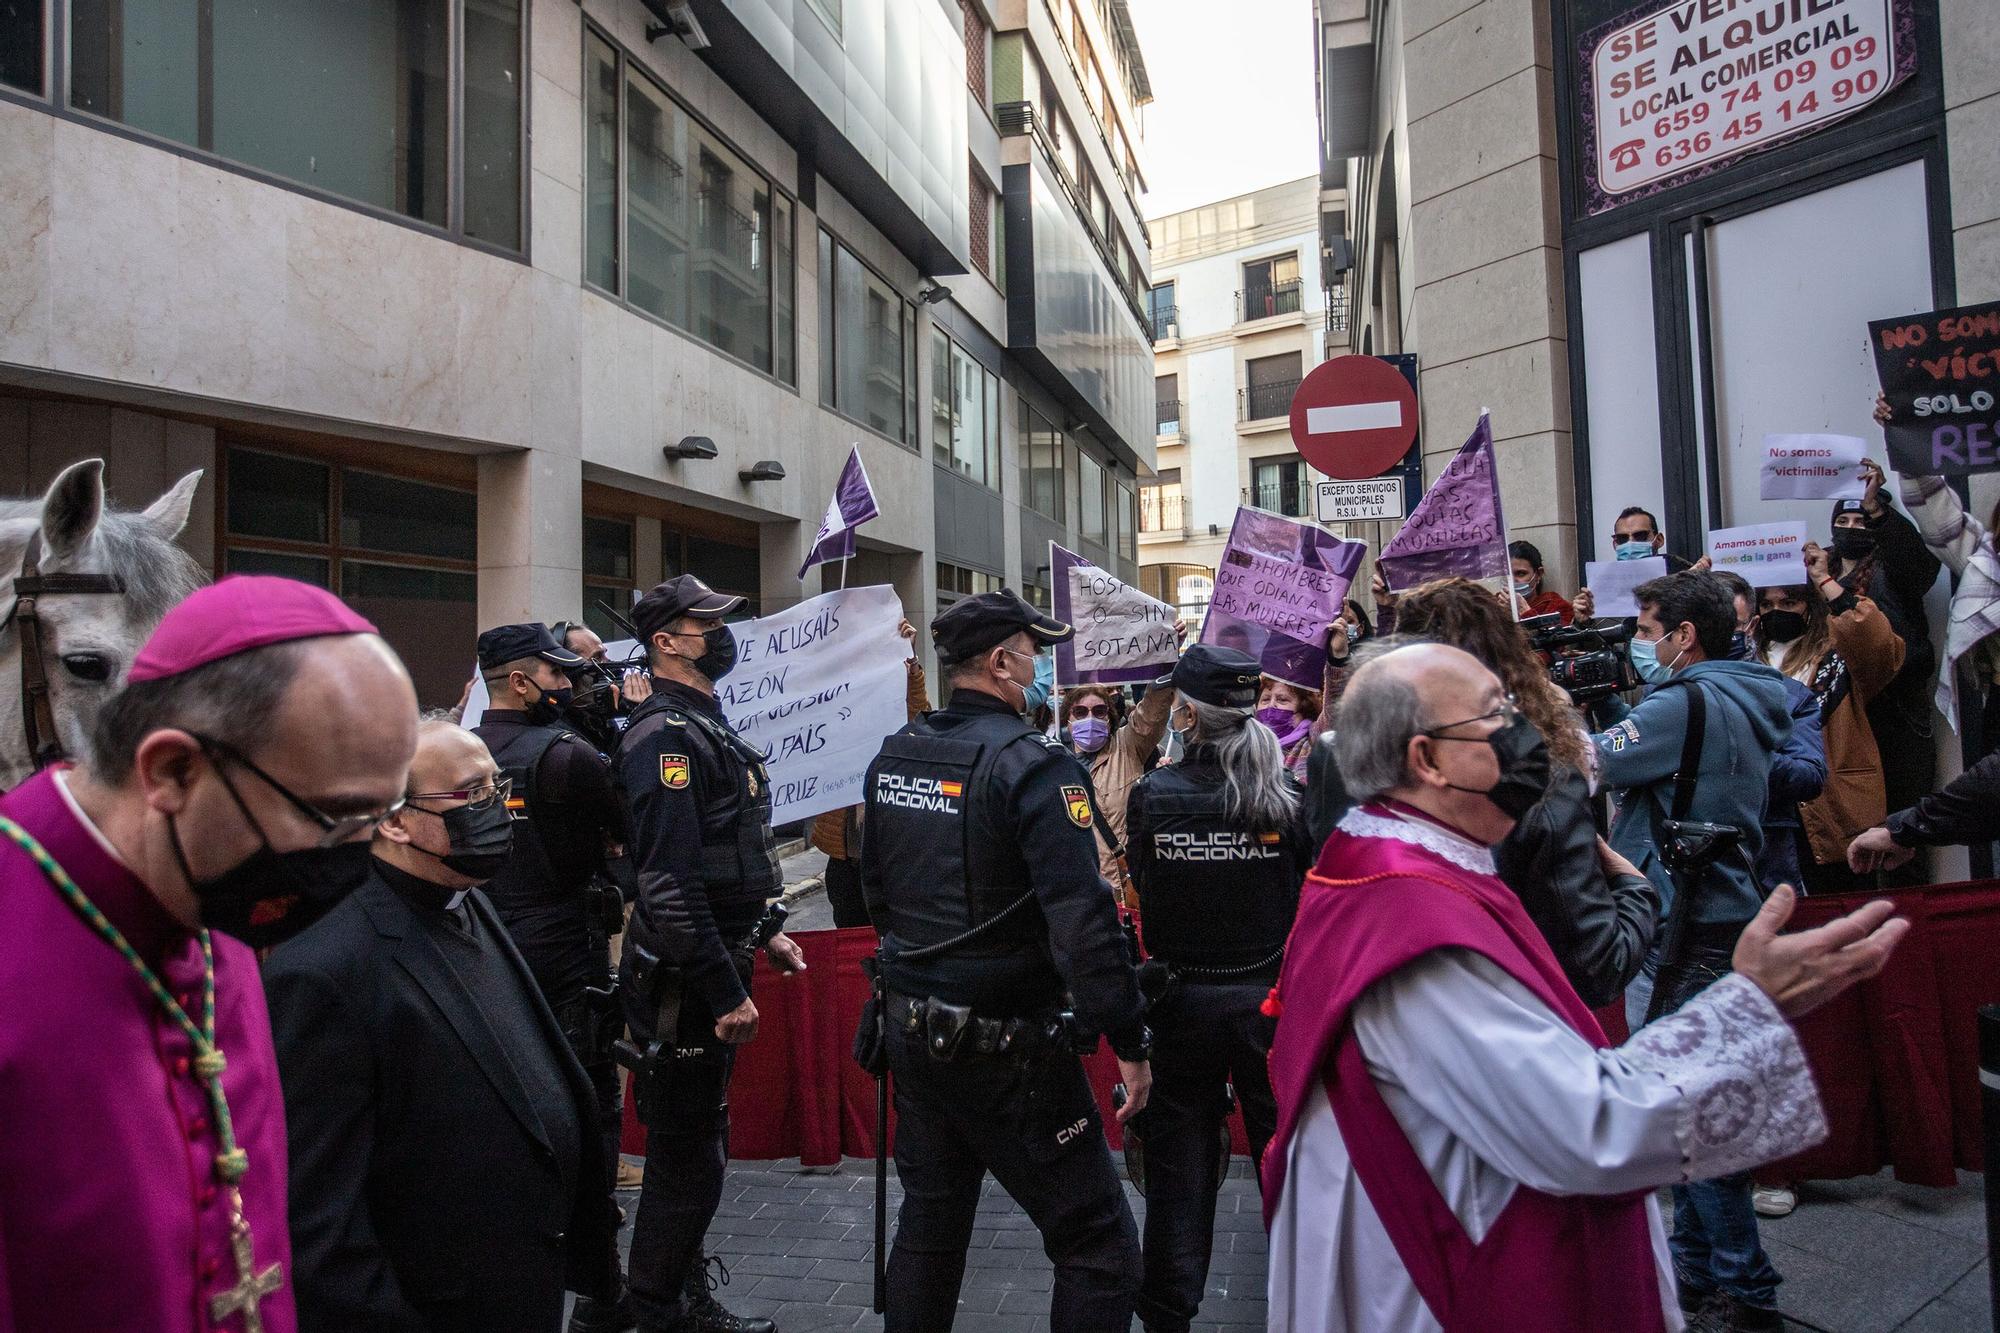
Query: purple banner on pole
[
  {"left": 1376, "top": 413, "right": 1508, "bottom": 591},
  {"left": 1199, "top": 509, "right": 1367, "bottom": 691},
  {"left": 798, "top": 445, "right": 881, "bottom": 579},
  {"left": 1050, "top": 543, "right": 1181, "bottom": 687}
]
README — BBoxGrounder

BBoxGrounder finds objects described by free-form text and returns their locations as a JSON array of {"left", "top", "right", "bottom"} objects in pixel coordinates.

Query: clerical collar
[
  {"left": 15, "top": 766, "right": 184, "bottom": 965},
  {"left": 1342, "top": 801, "right": 1497, "bottom": 877},
  {"left": 374, "top": 857, "right": 470, "bottom": 915}
]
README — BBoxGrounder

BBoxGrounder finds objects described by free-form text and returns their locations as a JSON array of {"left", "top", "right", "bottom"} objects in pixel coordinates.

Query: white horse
[{"left": 0, "top": 460, "right": 205, "bottom": 789}]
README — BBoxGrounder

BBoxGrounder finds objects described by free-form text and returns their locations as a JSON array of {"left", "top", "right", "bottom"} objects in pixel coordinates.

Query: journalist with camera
[{"left": 1588, "top": 571, "right": 1795, "bottom": 1332}]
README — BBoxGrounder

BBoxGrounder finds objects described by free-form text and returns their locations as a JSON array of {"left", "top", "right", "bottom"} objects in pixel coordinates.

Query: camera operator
[{"left": 1588, "top": 572, "right": 1794, "bottom": 1330}]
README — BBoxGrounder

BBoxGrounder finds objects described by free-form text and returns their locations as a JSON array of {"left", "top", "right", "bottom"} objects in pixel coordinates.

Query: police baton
[{"left": 1980, "top": 1004, "right": 2000, "bottom": 1328}]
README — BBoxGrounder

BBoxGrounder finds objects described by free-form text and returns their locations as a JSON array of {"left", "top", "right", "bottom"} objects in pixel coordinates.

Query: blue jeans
[
  {"left": 1627, "top": 946, "right": 1782, "bottom": 1311},
  {"left": 1672, "top": 1175, "right": 1782, "bottom": 1309}
]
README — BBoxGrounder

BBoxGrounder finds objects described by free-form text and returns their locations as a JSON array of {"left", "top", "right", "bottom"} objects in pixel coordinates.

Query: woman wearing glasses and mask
[{"left": 1123, "top": 644, "right": 1314, "bottom": 1333}]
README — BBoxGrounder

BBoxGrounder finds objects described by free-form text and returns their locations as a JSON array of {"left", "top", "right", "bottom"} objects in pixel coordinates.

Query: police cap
[
  {"left": 477, "top": 622, "right": 585, "bottom": 672},
  {"left": 632, "top": 574, "right": 748, "bottom": 641},
  {"left": 931, "top": 588, "right": 1073, "bottom": 666},
  {"left": 1172, "top": 643, "right": 1261, "bottom": 708}
]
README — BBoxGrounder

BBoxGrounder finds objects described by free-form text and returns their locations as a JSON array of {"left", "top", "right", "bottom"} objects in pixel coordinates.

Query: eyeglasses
[
  {"left": 191, "top": 734, "right": 407, "bottom": 847},
  {"left": 406, "top": 777, "right": 514, "bottom": 812},
  {"left": 1423, "top": 695, "right": 1520, "bottom": 740},
  {"left": 1068, "top": 703, "right": 1112, "bottom": 720},
  {"left": 1612, "top": 528, "right": 1656, "bottom": 544}
]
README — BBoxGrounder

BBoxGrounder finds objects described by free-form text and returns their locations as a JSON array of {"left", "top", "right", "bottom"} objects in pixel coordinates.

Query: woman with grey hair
[{"left": 1123, "top": 644, "right": 1315, "bottom": 1333}]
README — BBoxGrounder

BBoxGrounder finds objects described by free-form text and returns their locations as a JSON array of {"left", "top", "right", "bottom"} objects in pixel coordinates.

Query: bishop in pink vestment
[
  {"left": 0, "top": 766, "right": 297, "bottom": 1333},
  {"left": 1261, "top": 644, "right": 1895, "bottom": 1333}
]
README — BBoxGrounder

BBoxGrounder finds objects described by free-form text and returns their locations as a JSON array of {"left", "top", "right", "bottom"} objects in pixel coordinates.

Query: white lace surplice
[{"left": 1266, "top": 815, "right": 1827, "bottom": 1333}]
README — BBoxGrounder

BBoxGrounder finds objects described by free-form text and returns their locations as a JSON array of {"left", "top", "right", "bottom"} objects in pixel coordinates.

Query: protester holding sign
[
  {"left": 1255, "top": 678, "right": 1321, "bottom": 782},
  {"left": 1823, "top": 465, "right": 1941, "bottom": 882},
  {"left": 1752, "top": 544, "right": 1903, "bottom": 896},
  {"left": 1062, "top": 645, "right": 1179, "bottom": 895},
  {"left": 1892, "top": 474, "right": 2000, "bottom": 752}
]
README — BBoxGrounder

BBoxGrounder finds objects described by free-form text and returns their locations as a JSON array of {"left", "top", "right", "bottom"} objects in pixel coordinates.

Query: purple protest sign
[
  {"left": 1050, "top": 543, "right": 1181, "bottom": 686},
  {"left": 798, "top": 445, "right": 881, "bottom": 579},
  {"left": 1200, "top": 509, "right": 1367, "bottom": 690},
  {"left": 1376, "top": 413, "right": 1509, "bottom": 590}
]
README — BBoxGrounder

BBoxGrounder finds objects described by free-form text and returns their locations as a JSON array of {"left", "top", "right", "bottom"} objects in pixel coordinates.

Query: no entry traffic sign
[{"left": 1289, "top": 355, "right": 1420, "bottom": 479}]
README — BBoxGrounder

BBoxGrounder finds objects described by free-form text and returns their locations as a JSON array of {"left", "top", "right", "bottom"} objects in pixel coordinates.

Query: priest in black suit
[{"left": 266, "top": 715, "right": 619, "bottom": 1333}]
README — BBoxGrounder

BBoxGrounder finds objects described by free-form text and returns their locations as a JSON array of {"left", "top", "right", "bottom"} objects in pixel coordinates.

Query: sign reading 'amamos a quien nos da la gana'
[{"left": 1582, "top": 0, "right": 1913, "bottom": 214}]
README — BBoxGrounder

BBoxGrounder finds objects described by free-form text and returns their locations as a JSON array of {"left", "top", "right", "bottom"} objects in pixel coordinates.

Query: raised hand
[{"left": 1732, "top": 883, "right": 1907, "bottom": 1019}]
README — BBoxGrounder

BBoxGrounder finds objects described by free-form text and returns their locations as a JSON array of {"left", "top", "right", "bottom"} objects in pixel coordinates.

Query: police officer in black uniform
[
  {"left": 862, "top": 589, "right": 1153, "bottom": 1333},
  {"left": 616, "top": 576, "right": 801, "bottom": 1333},
  {"left": 1123, "top": 644, "right": 1313, "bottom": 1333},
  {"left": 469, "top": 623, "right": 635, "bottom": 1333}
]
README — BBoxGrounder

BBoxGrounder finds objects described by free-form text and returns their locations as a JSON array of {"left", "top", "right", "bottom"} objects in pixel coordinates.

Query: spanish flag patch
[
  {"left": 1062, "top": 784, "right": 1093, "bottom": 829},
  {"left": 939, "top": 780, "right": 964, "bottom": 798},
  {"left": 660, "top": 755, "right": 692, "bottom": 789}
]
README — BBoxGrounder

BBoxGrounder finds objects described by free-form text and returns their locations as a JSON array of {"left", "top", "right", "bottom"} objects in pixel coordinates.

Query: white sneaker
[{"left": 1752, "top": 1185, "right": 1796, "bottom": 1218}]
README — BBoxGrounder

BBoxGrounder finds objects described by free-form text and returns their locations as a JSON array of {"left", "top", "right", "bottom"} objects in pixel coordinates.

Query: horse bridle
[{"left": 4, "top": 530, "right": 127, "bottom": 771}]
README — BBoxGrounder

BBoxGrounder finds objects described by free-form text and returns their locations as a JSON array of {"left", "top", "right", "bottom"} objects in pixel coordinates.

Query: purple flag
[
  {"left": 1200, "top": 508, "right": 1367, "bottom": 691},
  {"left": 1377, "top": 413, "right": 1508, "bottom": 590},
  {"left": 797, "top": 445, "right": 881, "bottom": 579}
]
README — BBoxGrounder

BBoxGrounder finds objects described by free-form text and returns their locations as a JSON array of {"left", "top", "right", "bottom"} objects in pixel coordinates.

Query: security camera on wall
[{"left": 646, "top": 1, "right": 710, "bottom": 50}]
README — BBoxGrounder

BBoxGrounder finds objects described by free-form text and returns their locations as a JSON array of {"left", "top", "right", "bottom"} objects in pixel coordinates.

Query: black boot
[
  {"left": 569, "top": 1277, "right": 637, "bottom": 1333},
  {"left": 677, "top": 1254, "right": 776, "bottom": 1333}
]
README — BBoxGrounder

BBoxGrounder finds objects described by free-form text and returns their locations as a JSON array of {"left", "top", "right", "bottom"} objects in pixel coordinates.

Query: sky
[{"left": 1127, "top": 0, "right": 1322, "bottom": 219}]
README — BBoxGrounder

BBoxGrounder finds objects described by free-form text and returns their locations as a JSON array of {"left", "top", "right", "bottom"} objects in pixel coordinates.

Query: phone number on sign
[{"left": 1638, "top": 36, "right": 1884, "bottom": 172}]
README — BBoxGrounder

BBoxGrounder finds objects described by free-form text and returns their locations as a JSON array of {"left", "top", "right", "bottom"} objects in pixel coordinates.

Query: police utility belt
[{"left": 885, "top": 991, "right": 1070, "bottom": 1064}]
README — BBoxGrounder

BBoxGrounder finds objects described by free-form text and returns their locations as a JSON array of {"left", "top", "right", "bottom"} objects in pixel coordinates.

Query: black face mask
[
  {"left": 170, "top": 819, "right": 375, "bottom": 949},
  {"left": 1831, "top": 528, "right": 1877, "bottom": 562},
  {"left": 1762, "top": 609, "right": 1808, "bottom": 644},
  {"left": 1444, "top": 716, "right": 1552, "bottom": 822},
  {"left": 415, "top": 798, "right": 515, "bottom": 882},
  {"left": 691, "top": 626, "right": 739, "bottom": 682},
  {"left": 528, "top": 679, "right": 573, "bottom": 725}
]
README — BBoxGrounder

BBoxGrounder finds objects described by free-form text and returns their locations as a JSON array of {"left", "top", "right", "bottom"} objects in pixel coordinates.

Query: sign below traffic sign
[
  {"left": 1315, "top": 478, "right": 1406, "bottom": 524},
  {"left": 1289, "top": 354, "right": 1420, "bottom": 479}
]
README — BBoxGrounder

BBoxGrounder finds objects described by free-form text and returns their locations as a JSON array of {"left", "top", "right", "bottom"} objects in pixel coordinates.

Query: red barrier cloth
[{"left": 623, "top": 883, "right": 2000, "bottom": 1184}]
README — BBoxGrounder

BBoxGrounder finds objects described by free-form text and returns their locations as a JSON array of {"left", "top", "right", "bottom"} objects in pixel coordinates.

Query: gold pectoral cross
[{"left": 209, "top": 1204, "right": 285, "bottom": 1333}]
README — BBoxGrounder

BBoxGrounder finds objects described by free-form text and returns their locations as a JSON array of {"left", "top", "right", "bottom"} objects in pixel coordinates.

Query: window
[
  {"left": 961, "top": 0, "right": 987, "bottom": 106},
  {"left": 1155, "top": 374, "right": 1180, "bottom": 434},
  {"left": 1252, "top": 454, "right": 1311, "bottom": 518},
  {"left": 933, "top": 338, "right": 1001, "bottom": 489},
  {"left": 69, "top": 0, "right": 521, "bottom": 252},
  {"left": 2, "top": 1, "right": 41, "bottom": 94},
  {"left": 819, "top": 228, "right": 917, "bottom": 444},
  {"left": 1019, "top": 400, "right": 1064, "bottom": 522},
  {"left": 936, "top": 561, "right": 1001, "bottom": 614},
  {"left": 1242, "top": 252, "right": 1303, "bottom": 320},
  {"left": 665, "top": 528, "right": 760, "bottom": 618},
  {"left": 1243, "top": 351, "right": 1302, "bottom": 421},
  {"left": 1147, "top": 282, "right": 1177, "bottom": 341},
  {"left": 1116, "top": 480, "right": 1137, "bottom": 562},
  {"left": 585, "top": 30, "right": 795, "bottom": 382},
  {"left": 1140, "top": 469, "right": 1184, "bottom": 533},
  {"left": 969, "top": 167, "right": 995, "bottom": 279},
  {"left": 1079, "top": 452, "right": 1108, "bottom": 547},
  {"left": 582, "top": 515, "right": 636, "bottom": 639},
  {"left": 222, "top": 446, "right": 476, "bottom": 707}
]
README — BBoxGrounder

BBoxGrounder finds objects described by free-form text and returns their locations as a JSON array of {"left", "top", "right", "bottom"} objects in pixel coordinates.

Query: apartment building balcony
[
  {"left": 1149, "top": 303, "right": 1180, "bottom": 344},
  {"left": 1155, "top": 398, "right": 1185, "bottom": 442},
  {"left": 1237, "top": 378, "right": 1299, "bottom": 427},
  {"left": 1238, "top": 279, "right": 1304, "bottom": 325},
  {"left": 1139, "top": 490, "right": 1189, "bottom": 541}
]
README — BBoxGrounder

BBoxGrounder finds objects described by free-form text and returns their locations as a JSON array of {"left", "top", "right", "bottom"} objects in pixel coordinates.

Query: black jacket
[
  {"left": 265, "top": 864, "right": 615, "bottom": 1333},
  {"left": 1886, "top": 745, "right": 2000, "bottom": 849},
  {"left": 1307, "top": 741, "right": 1657, "bottom": 1007}
]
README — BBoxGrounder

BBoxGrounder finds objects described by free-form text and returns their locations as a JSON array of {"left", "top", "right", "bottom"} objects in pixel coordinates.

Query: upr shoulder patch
[
  {"left": 1062, "top": 784, "right": 1093, "bottom": 829},
  {"left": 660, "top": 754, "right": 692, "bottom": 788}
]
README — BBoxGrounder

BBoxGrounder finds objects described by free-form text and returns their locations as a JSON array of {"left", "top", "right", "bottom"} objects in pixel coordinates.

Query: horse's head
[{"left": 0, "top": 460, "right": 206, "bottom": 788}]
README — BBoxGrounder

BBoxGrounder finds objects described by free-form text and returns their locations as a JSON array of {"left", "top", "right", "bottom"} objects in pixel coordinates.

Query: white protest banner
[
  {"left": 1710, "top": 521, "right": 1810, "bottom": 589},
  {"left": 1760, "top": 434, "right": 1867, "bottom": 501},
  {"left": 1582, "top": 556, "right": 1666, "bottom": 618},
  {"left": 1051, "top": 543, "right": 1179, "bottom": 686},
  {"left": 714, "top": 585, "right": 911, "bottom": 824}
]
